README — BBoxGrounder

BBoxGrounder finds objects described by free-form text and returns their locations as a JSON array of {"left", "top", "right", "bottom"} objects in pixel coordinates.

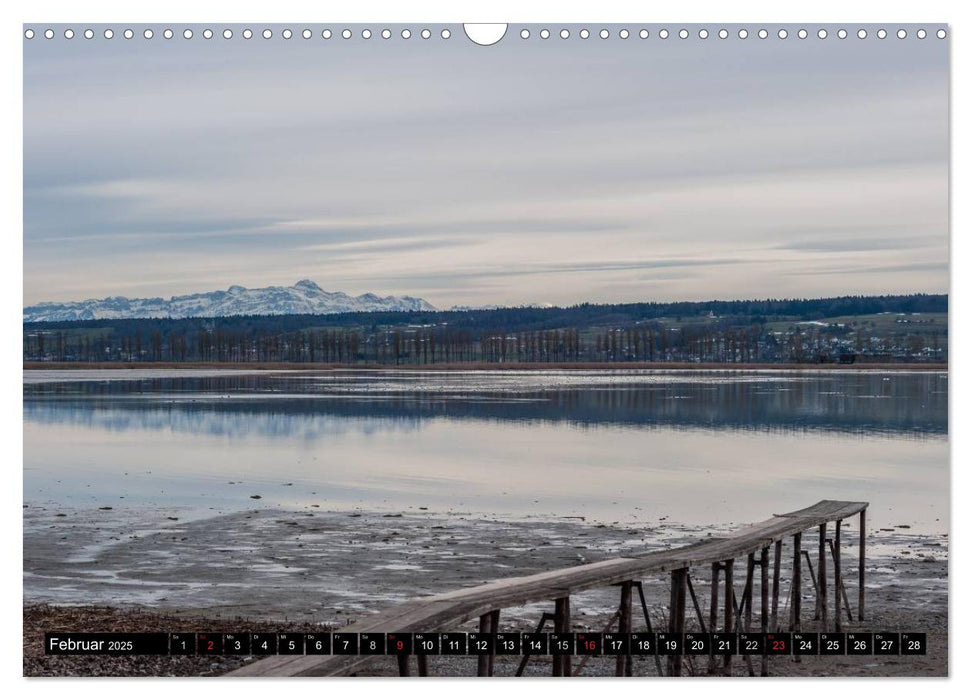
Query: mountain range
[{"left": 23, "top": 280, "right": 437, "bottom": 322}]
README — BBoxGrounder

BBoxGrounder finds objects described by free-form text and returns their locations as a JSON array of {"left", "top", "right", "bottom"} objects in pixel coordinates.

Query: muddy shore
[
  {"left": 24, "top": 361, "right": 947, "bottom": 372},
  {"left": 23, "top": 506, "right": 947, "bottom": 677}
]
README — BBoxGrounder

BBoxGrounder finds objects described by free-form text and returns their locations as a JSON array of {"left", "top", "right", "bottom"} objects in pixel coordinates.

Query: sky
[{"left": 23, "top": 24, "right": 949, "bottom": 309}]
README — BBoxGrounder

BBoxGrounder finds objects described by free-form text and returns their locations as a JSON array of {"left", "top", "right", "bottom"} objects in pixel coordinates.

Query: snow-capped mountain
[{"left": 23, "top": 280, "right": 437, "bottom": 322}]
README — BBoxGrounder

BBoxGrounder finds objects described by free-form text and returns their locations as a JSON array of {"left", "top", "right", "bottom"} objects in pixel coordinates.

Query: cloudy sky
[{"left": 23, "top": 25, "right": 948, "bottom": 308}]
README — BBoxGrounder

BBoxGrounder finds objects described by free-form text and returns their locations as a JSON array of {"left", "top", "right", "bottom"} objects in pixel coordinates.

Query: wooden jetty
[{"left": 228, "top": 499, "right": 867, "bottom": 677}]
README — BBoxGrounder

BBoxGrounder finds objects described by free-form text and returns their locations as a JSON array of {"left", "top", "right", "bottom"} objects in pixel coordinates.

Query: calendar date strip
[{"left": 45, "top": 631, "right": 927, "bottom": 656}]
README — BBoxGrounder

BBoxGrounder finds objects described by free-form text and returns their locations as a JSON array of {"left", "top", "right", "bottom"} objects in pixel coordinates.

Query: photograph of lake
[{"left": 22, "top": 20, "right": 948, "bottom": 681}]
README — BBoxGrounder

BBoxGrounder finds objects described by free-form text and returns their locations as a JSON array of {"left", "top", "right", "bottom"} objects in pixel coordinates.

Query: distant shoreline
[{"left": 23, "top": 361, "right": 948, "bottom": 372}]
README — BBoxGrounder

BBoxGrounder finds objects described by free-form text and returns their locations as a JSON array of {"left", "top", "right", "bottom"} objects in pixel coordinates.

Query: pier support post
[
  {"left": 668, "top": 568, "right": 687, "bottom": 677},
  {"left": 859, "top": 508, "right": 866, "bottom": 621},
  {"left": 760, "top": 546, "right": 769, "bottom": 676},
  {"left": 834, "top": 521, "right": 843, "bottom": 633},
  {"left": 515, "top": 612, "right": 554, "bottom": 677},
  {"left": 417, "top": 653, "right": 428, "bottom": 677},
  {"left": 616, "top": 582, "right": 633, "bottom": 677},
  {"left": 477, "top": 610, "right": 499, "bottom": 676},
  {"left": 743, "top": 553, "right": 755, "bottom": 633},
  {"left": 829, "top": 540, "right": 854, "bottom": 621},
  {"left": 771, "top": 539, "right": 783, "bottom": 632},
  {"left": 803, "top": 550, "right": 820, "bottom": 620},
  {"left": 477, "top": 613, "right": 491, "bottom": 677},
  {"left": 723, "top": 559, "right": 734, "bottom": 675},
  {"left": 740, "top": 553, "right": 757, "bottom": 677},
  {"left": 708, "top": 563, "right": 720, "bottom": 675},
  {"left": 635, "top": 581, "right": 665, "bottom": 677},
  {"left": 397, "top": 654, "right": 410, "bottom": 677},
  {"left": 553, "top": 596, "right": 571, "bottom": 677},
  {"left": 686, "top": 573, "right": 707, "bottom": 633},
  {"left": 818, "top": 523, "right": 828, "bottom": 631},
  {"left": 488, "top": 610, "right": 500, "bottom": 675},
  {"left": 792, "top": 532, "right": 802, "bottom": 663}
]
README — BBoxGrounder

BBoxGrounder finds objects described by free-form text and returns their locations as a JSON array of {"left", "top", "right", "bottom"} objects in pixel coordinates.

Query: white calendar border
[{"left": 3, "top": 1, "right": 963, "bottom": 698}]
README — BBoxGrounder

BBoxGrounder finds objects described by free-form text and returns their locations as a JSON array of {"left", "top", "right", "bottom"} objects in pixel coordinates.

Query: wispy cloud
[{"left": 23, "top": 29, "right": 949, "bottom": 306}]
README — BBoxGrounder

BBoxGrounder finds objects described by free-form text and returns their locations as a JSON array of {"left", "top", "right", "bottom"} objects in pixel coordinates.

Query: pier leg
[
  {"left": 635, "top": 582, "right": 665, "bottom": 677},
  {"left": 803, "top": 550, "right": 820, "bottom": 620},
  {"left": 397, "top": 654, "right": 410, "bottom": 677},
  {"left": 829, "top": 539, "right": 854, "bottom": 621},
  {"left": 859, "top": 508, "right": 866, "bottom": 622},
  {"left": 417, "top": 653, "right": 428, "bottom": 677},
  {"left": 477, "top": 611, "right": 499, "bottom": 676},
  {"left": 488, "top": 610, "right": 500, "bottom": 676},
  {"left": 743, "top": 553, "right": 755, "bottom": 633},
  {"left": 668, "top": 568, "right": 687, "bottom": 677},
  {"left": 686, "top": 573, "right": 707, "bottom": 633},
  {"left": 818, "top": 523, "right": 828, "bottom": 631},
  {"left": 477, "top": 613, "right": 491, "bottom": 676},
  {"left": 792, "top": 532, "right": 802, "bottom": 663},
  {"left": 553, "top": 596, "right": 571, "bottom": 677},
  {"left": 760, "top": 546, "right": 769, "bottom": 676},
  {"left": 708, "top": 563, "right": 720, "bottom": 675},
  {"left": 741, "top": 553, "right": 756, "bottom": 677},
  {"left": 616, "top": 582, "right": 633, "bottom": 677},
  {"left": 771, "top": 540, "right": 783, "bottom": 632},
  {"left": 723, "top": 559, "right": 734, "bottom": 675},
  {"left": 841, "top": 571, "right": 853, "bottom": 621},
  {"left": 834, "top": 521, "right": 843, "bottom": 633},
  {"left": 515, "top": 612, "right": 553, "bottom": 677}
]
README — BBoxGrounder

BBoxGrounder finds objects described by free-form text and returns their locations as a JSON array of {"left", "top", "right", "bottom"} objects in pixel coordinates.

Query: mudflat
[{"left": 24, "top": 506, "right": 946, "bottom": 677}]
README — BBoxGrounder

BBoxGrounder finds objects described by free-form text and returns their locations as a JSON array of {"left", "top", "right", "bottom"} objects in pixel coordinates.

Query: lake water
[{"left": 23, "top": 369, "right": 949, "bottom": 535}]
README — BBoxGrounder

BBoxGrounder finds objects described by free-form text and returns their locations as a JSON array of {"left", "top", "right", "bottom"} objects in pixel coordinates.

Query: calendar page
[{"left": 22, "top": 20, "right": 949, "bottom": 680}]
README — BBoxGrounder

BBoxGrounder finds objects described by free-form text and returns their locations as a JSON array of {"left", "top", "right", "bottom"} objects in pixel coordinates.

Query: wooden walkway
[{"left": 229, "top": 499, "right": 867, "bottom": 677}]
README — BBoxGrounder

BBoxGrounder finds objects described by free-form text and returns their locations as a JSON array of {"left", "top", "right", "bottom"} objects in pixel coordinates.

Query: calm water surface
[{"left": 23, "top": 369, "right": 948, "bottom": 534}]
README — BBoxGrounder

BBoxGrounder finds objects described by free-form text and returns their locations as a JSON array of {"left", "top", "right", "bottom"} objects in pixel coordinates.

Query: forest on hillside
[{"left": 23, "top": 294, "right": 948, "bottom": 365}]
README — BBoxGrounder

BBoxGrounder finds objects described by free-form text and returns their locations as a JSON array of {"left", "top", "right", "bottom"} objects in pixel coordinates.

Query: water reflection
[
  {"left": 22, "top": 370, "right": 949, "bottom": 534},
  {"left": 23, "top": 371, "right": 948, "bottom": 438}
]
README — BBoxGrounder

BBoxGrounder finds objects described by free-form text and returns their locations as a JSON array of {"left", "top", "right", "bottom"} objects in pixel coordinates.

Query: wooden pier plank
[{"left": 228, "top": 499, "right": 867, "bottom": 677}]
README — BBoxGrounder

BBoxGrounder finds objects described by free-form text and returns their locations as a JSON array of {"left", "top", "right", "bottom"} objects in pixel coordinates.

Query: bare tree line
[{"left": 22, "top": 321, "right": 946, "bottom": 365}]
